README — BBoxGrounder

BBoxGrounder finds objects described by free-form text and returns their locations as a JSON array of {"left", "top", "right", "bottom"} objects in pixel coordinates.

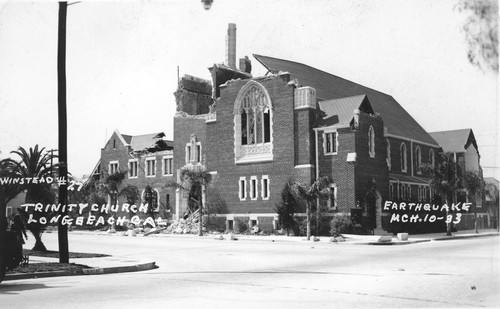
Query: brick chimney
[
  {"left": 239, "top": 56, "right": 252, "bottom": 74},
  {"left": 225, "top": 23, "right": 236, "bottom": 69}
]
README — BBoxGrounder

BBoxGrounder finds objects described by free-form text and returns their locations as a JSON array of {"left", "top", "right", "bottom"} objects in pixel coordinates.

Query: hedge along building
[
  {"left": 92, "top": 130, "right": 176, "bottom": 222},
  {"left": 174, "top": 24, "right": 443, "bottom": 234}
]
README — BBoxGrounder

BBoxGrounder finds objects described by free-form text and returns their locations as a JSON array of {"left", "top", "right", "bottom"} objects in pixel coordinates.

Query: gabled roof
[
  {"left": 253, "top": 54, "right": 439, "bottom": 146},
  {"left": 429, "top": 129, "right": 477, "bottom": 153},
  {"left": 113, "top": 130, "right": 173, "bottom": 153},
  {"left": 317, "top": 95, "right": 373, "bottom": 128}
]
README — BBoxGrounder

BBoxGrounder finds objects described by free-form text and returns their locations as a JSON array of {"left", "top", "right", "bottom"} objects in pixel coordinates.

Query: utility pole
[{"left": 57, "top": 1, "right": 69, "bottom": 264}]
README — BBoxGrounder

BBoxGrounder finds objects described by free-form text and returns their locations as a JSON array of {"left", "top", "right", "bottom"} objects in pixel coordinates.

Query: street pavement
[
  {"left": 4, "top": 228, "right": 498, "bottom": 281},
  {"left": 1, "top": 230, "right": 498, "bottom": 308}
]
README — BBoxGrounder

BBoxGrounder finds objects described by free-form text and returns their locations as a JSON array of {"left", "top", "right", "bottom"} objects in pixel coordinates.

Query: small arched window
[
  {"left": 429, "top": 149, "right": 435, "bottom": 168},
  {"left": 386, "top": 139, "right": 391, "bottom": 170},
  {"left": 415, "top": 146, "right": 422, "bottom": 174},
  {"left": 368, "top": 125, "right": 375, "bottom": 158},
  {"left": 400, "top": 142, "right": 407, "bottom": 173}
]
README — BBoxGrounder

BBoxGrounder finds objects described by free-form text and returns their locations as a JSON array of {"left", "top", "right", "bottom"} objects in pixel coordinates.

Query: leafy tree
[
  {"left": 456, "top": 0, "right": 498, "bottom": 72},
  {"left": 463, "top": 171, "right": 485, "bottom": 233},
  {"left": 275, "top": 181, "right": 300, "bottom": 236},
  {"left": 288, "top": 176, "right": 333, "bottom": 240},
  {"left": 424, "top": 152, "right": 463, "bottom": 236},
  {"left": 166, "top": 168, "right": 212, "bottom": 236},
  {"left": 7, "top": 145, "right": 57, "bottom": 251},
  {"left": 485, "top": 182, "right": 499, "bottom": 229},
  {"left": 95, "top": 169, "right": 140, "bottom": 230}
]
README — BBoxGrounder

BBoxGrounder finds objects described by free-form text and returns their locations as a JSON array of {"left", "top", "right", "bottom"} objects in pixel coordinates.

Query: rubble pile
[{"left": 163, "top": 210, "right": 201, "bottom": 234}]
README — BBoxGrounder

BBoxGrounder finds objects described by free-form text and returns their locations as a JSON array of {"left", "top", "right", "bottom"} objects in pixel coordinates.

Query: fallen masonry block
[
  {"left": 378, "top": 235, "right": 392, "bottom": 243},
  {"left": 397, "top": 233, "right": 409, "bottom": 241}
]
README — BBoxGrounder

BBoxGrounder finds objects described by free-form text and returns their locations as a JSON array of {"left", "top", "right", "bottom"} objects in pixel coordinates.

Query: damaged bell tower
[{"left": 174, "top": 23, "right": 252, "bottom": 116}]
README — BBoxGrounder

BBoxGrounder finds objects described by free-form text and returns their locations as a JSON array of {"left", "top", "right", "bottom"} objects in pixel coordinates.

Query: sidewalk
[
  {"left": 3, "top": 255, "right": 156, "bottom": 281},
  {"left": 4, "top": 229, "right": 497, "bottom": 281}
]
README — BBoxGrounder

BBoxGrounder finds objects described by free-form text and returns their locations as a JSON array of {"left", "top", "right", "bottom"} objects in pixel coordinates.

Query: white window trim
[
  {"left": 328, "top": 183, "right": 337, "bottom": 210},
  {"left": 415, "top": 146, "right": 422, "bottom": 175},
  {"left": 162, "top": 155, "right": 173, "bottom": 176},
  {"left": 429, "top": 149, "right": 435, "bottom": 168},
  {"left": 195, "top": 142, "right": 202, "bottom": 163},
  {"left": 261, "top": 175, "right": 270, "bottom": 200},
  {"left": 6, "top": 206, "right": 13, "bottom": 217},
  {"left": 233, "top": 81, "right": 274, "bottom": 165},
  {"left": 239, "top": 177, "right": 247, "bottom": 201},
  {"left": 323, "top": 129, "right": 338, "bottom": 156},
  {"left": 128, "top": 159, "right": 138, "bottom": 179},
  {"left": 145, "top": 157, "right": 156, "bottom": 177},
  {"left": 250, "top": 176, "right": 258, "bottom": 200},
  {"left": 386, "top": 139, "right": 391, "bottom": 171},
  {"left": 368, "top": 125, "right": 375, "bottom": 158},
  {"left": 185, "top": 144, "right": 192, "bottom": 165},
  {"left": 109, "top": 160, "right": 119, "bottom": 174},
  {"left": 400, "top": 143, "right": 407, "bottom": 173}
]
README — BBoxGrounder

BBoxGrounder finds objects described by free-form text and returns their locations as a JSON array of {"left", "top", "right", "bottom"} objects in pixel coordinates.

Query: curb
[
  {"left": 82, "top": 261, "right": 157, "bottom": 275},
  {"left": 3, "top": 261, "right": 156, "bottom": 281},
  {"left": 431, "top": 233, "right": 499, "bottom": 241}
]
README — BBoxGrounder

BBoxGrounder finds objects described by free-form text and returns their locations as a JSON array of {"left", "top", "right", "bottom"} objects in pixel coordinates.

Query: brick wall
[
  {"left": 206, "top": 75, "right": 299, "bottom": 216},
  {"left": 99, "top": 131, "right": 176, "bottom": 222}
]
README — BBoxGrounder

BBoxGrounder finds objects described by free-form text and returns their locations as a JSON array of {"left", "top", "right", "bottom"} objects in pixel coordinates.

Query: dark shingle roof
[
  {"left": 253, "top": 54, "right": 439, "bottom": 146},
  {"left": 429, "top": 128, "right": 476, "bottom": 153}
]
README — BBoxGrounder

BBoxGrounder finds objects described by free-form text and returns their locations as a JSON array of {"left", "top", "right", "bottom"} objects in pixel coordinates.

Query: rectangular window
[
  {"left": 146, "top": 158, "right": 156, "bottom": 177},
  {"left": 109, "top": 161, "right": 119, "bottom": 174},
  {"left": 239, "top": 177, "right": 247, "bottom": 200},
  {"left": 6, "top": 206, "right": 13, "bottom": 218},
  {"left": 163, "top": 156, "right": 173, "bottom": 176},
  {"left": 186, "top": 145, "right": 192, "bottom": 164},
  {"left": 261, "top": 175, "right": 270, "bottom": 200},
  {"left": 128, "top": 160, "right": 138, "bottom": 178},
  {"left": 250, "top": 176, "right": 258, "bottom": 200},
  {"left": 328, "top": 184, "right": 337, "bottom": 209},
  {"left": 196, "top": 144, "right": 202, "bottom": 163},
  {"left": 324, "top": 131, "right": 337, "bottom": 155}
]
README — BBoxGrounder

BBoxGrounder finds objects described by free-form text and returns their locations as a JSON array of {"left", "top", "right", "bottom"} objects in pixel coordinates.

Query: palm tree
[
  {"left": 463, "top": 171, "right": 485, "bottom": 233},
  {"left": 97, "top": 170, "right": 140, "bottom": 230},
  {"left": 425, "top": 152, "right": 463, "bottom": 236},
  {"left": 288, "top": 176, "right": 333, "bottom": 240},
  {"left": 166, "top": 168, "right": 212, "bottom": 236},
  {"left": 8, "top": 145, "right": 57, "bottom": 251}
]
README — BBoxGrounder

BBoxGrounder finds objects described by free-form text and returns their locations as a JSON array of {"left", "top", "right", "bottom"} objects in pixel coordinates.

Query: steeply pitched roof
[
  {"left": 317, "top": 95, "right": 373, "bottom": 127},
  {"left": 113, "top": 130, "right": 173, "bottom": 152},
  {"left": 253, "top": 54, "right": 439, "bottom": 146},
  {"left": 429, "top": 129, "right": 476, "bottom": 153}
]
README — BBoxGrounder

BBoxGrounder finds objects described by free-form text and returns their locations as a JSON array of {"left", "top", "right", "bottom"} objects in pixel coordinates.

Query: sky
[{"left": 0, "top": 0, "right": 498, "bottom": 179}]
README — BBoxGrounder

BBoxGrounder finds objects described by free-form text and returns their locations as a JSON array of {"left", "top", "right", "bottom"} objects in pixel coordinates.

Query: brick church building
[{"left": 172, "top": 24, "right": 442, "bottom": 233}]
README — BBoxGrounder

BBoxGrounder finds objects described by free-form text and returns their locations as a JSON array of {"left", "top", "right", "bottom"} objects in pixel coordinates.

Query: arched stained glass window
[{"left": 234, "top": 81, "right": 273, "bottom": 163}]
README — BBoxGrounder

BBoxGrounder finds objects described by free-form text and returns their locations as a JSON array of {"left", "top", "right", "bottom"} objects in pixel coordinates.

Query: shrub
[
  {"left": 234, "top": 218, "right": 249, "bottom": 234},
  {"left": 205, "top": 216, "right": 227, "bottom": 233},
  {"left": 330, "top": 214, "right": 354, "bottom": 237},
  {"left": 296, "top": 216, "right": 332, "bottom": 236}
]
